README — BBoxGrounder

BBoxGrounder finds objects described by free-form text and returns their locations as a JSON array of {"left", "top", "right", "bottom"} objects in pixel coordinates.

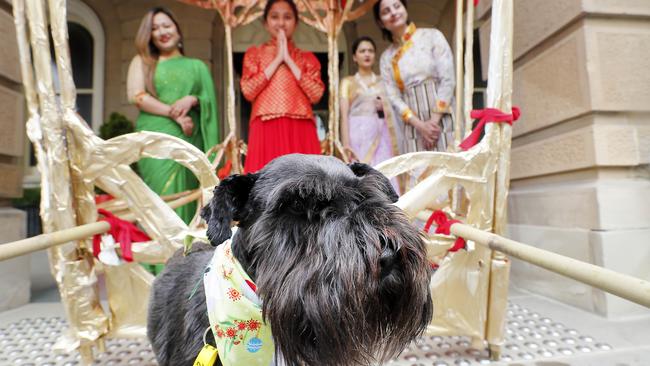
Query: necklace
[{"left": 355, "top": 72, "right": 377, "bottom": 93}]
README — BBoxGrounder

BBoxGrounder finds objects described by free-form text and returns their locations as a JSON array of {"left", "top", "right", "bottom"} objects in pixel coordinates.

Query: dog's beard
[{"left": 237, "top": 194, "right": 433, "bottom": 366}]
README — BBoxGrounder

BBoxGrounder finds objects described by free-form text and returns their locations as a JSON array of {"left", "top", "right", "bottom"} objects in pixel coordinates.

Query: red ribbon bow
[
  {"left": 424, "top": 210, "right": 466, "bottom": 253},
  {"left": 92, "top": 208, "right": 150, "bottom": 262},
  {"left": 459, "top": 106, "right": 521, "bottom": 151}
]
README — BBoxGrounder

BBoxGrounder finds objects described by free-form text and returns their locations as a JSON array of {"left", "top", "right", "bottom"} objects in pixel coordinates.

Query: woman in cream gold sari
[{"left": 340, "top": 36, "right": 399, "bottom": 167}]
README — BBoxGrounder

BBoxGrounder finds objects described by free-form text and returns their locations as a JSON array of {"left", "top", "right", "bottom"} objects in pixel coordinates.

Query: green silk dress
[{"left": 135, "top": 56, "right": 219, "bottom": 224}]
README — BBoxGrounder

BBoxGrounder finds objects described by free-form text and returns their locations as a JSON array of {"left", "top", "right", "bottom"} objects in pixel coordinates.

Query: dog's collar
[{"left": 203, "top": 240, "right": 275, "bottom": 365}]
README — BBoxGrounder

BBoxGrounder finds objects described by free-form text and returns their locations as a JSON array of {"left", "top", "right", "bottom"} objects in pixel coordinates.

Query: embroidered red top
[{"left": 241, "top": 39, "right": 325, "bottom": 121}]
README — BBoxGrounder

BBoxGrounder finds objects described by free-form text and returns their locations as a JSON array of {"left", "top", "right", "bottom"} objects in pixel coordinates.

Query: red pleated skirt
[{"left": 244, "top": 116, "right": 321, "bottom": 173}]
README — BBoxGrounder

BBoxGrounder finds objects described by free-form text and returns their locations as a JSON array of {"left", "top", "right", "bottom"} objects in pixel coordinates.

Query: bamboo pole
[
  {"left": 0, "top": 222, "right": 111, "bottom": 262},
  {"left": 0, "top": 189, "right": 203, "bottom": 262},
  {"left": 453, "top": 0, "right": 464, "bottom": 149},
  {"left": 224, "top": 23, "right": 242, "bottom": 173},
  {"left": 327, "top": 30, "right": 339, "bottom": 155},
  {"left": 450, "top": 223, "right": 650, "bottom": 309},
  {"left": 463, "top": 0, "right": 475, "bottom": 138}
]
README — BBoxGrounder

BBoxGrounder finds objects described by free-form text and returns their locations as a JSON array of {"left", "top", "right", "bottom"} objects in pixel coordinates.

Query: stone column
[
  {"left": 480, "top": 0, "right": 650, "bottom": 318},
  {"left": 0, "top": 2, "right": 29, "bottom": 311}
]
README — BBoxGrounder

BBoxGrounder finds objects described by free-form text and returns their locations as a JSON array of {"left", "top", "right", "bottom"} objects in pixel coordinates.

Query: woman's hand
[
  {"left": 375, "top": 97, "right": 384, "bottom": 112},
  {"left": 280, "top": 30, "right": 302, "bottom": 80},
  {"left": 344, "top": 145, "right": 359, "bottom": 163},
  {"left": 170, "top": 96, "right": 197, "bottom": 119},
  {"left": 264, "top": 30, "right": 286, "bottom": 80},
  {"left": 411, "top": 117, "right": 441, "bottom": 150},
  {"left": 175, "top": 115, "right": 194, "bottom": 137},
  {"left": 276, "top": 30, "right": 287, "bottom": 63}
]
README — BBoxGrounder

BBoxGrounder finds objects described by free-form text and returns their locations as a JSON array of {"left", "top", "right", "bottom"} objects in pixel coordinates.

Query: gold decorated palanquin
[{"left": 12, "top": 0, "right": 515, "bottom": 362}]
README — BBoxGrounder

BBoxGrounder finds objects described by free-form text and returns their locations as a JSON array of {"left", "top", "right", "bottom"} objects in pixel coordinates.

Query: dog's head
[{"left": 201, "top": 154, "right": 432, "bottom": 366}]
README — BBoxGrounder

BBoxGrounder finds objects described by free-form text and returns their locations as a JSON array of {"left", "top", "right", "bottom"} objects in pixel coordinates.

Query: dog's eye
[{"left": 290, "top": 199, "right": 306, "bottom": 214}]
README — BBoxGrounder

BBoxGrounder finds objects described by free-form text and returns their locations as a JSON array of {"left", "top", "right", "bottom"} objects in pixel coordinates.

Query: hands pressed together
[
  {"left": 274, "top": 30, "right": 291, "bottom": 64},
  {"left": 411, "top": 113, "right": 442, "bottom": 150},
  {"left": 170, "top": 95, "right": 197, "bottom": 137},
  {"left": 267, "top": 30, "right": 301, "bottom": 81}
]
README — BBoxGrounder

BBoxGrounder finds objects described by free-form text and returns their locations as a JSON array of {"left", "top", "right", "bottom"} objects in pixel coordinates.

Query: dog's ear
[
  {"left": 349, "top": 162, "right": 399, "bottom": 203},
  {"left": 201, "top": 173, "right": 258, "bottom": 246}
]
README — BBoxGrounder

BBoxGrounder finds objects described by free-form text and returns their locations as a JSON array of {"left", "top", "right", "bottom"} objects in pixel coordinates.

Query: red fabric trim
[
  {"left": 217, "top": 160, "right": 233, "bottom": 180},
  {"left": 423, "top": 209, "right": 467, "bottom": 254},
  {"left": 474, "top": 0, "right": 479, "bottom": 6},
  {"left": 245, "top": 279, "right": 257, "bottom": 293},
  {"left": 459, "top": 106, "right": 521, "bottom": 151},
  {"left": 92, "top": 208, "right": 150, "bottom": 262},
  {"left": 94, "top": 194, "right": 114, "bottom": 205}
]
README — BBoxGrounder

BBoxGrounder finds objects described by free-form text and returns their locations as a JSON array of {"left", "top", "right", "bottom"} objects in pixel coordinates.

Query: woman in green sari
[{"left": 127, "top": 7, "right": 219, "bottom": 225}]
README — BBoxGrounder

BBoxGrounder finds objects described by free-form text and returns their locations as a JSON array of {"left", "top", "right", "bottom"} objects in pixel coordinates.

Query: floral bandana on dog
[{"left": 204, "top": 240, "right": 275, "bottom": 365}]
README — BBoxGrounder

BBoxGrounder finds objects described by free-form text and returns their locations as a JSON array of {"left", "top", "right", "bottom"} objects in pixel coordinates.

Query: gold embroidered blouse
[{"left": 241, "top": 39, "right": 325, "bottom": 121}]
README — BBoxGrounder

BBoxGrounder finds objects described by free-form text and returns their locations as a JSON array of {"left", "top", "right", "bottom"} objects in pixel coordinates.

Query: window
[
  {"left": 68, "top": 22, "right": 95, "bottom": 125},
  {"left": 66, "top": 0, "right": 105, "bottom": 132}
]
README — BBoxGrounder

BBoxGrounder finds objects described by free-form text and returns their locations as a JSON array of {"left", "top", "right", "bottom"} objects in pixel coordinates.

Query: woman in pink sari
[{"left": 340, "top": 36, "right": 399, "bottom": 167}]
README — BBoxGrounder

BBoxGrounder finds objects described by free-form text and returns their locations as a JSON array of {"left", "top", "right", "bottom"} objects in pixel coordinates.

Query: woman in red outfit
[{"left": 241, "top": 0, "right": 325, "bottom": 173}]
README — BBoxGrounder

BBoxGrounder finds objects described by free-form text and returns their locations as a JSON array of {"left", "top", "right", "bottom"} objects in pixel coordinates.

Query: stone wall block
[
  {"left": 508, "top": 224, "right": 597, "bottom": 313},
  {"left": 590, "top": 229, "right": 650, "bottom": 318},
  {"left": 508, "top": 183, "right": 600, "bottom": 229},
  {"left": 509, "top": 224, "right": 650, "bottom": 318},
  {"left": 582, "top": 0, "right": 650, "bottom": 17},
  {"left": 0, "top": 10, "right": 21, "bottom": 83},
  {"left": 586, "top": 19, "right": 650, "bottom": 112},
  {"left": 509, "top": 178, "right": 650, "bottom": 230},
  {"left": 0, "top": 163, "right": 24, "bottom": 198},
  {"left": 513, "top": 0, "right": 583, "bottom": 60},
  {"left": 0, "top": 86, "right": 25, "bottom": 157},
  {"left": 511, "top": 125, "right": 595, "bottom": 179},
  {"left": 511, "top": 123, "right": 647, "bottom": 179},
  {"left": 0, "top": 208, "right": 29, "bottom": 312},
  {"left": 593, "top": 124, "right": 642, "bottom": 165},
  {"left": 512, "top": 27, "right": 591, "bottom": 137}
]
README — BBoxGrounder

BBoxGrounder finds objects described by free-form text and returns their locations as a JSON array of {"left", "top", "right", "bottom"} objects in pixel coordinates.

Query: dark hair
[
  {"left": 373, "top": 0, "right": 409, "bottom": 43},
  {"left": 352, "top": 36, "right": 376, "bottom": 54},
  {"left": 263, "top": 0, "right": 299, "bottom": 22}
]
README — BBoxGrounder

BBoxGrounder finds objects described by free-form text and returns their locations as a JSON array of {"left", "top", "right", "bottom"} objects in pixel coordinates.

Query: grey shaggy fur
[{"left": 147, "top": 154, "right": 433, "bottom": 366}]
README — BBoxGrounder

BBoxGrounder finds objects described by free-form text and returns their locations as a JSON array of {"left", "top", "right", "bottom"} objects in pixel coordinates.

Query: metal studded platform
[{"left": 0, "top": 301, "right": 613, "bottom": 366}]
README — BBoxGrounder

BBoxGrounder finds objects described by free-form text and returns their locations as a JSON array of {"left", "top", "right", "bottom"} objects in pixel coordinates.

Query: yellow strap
[{"left": 193, "top": 344, "right": 219, "bottom": 366}]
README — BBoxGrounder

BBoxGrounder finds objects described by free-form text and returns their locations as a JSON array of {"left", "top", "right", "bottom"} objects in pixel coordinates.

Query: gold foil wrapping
[{"left": 104, "top": 263, "right": 154, "bottom": 339}]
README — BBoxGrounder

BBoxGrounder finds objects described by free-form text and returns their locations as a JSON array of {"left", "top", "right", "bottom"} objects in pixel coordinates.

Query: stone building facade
[
  {"left": 478, "top": 0, "right": 650, "bottom": 319},
  {"left": 0, "top": 0, "right": 648, "bottom": 318}
]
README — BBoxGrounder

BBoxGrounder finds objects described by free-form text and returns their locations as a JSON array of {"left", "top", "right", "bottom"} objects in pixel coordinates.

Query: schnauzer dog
[{"left": 147, "top": 154, "right": 433, "bottom": 366}]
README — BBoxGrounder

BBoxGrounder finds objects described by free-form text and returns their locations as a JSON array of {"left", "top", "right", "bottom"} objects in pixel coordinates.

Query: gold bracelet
[
  {"left": 134, "top": 91, "right": 149, "bottom": 107},
  {"left": 401, "top": 108, "right": 414, "bottom": 124},
  {"left": 436, "top": 100, "right": 449, "bottom": 113}
]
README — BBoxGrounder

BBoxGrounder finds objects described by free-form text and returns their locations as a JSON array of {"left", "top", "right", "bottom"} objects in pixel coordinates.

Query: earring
[{"left": 178, "top": 41, "right": 183, "bottom": 49}]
